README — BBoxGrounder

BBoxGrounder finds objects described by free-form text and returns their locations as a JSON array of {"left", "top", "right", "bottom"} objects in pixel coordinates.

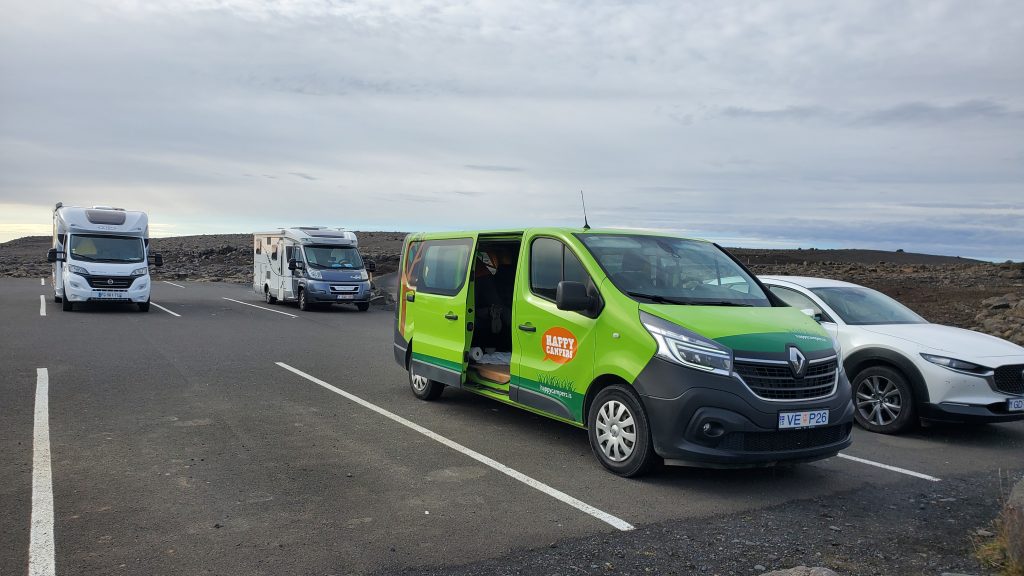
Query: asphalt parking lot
[{"left": 2, "top": 277, "right": 1022, "bottom": 576}]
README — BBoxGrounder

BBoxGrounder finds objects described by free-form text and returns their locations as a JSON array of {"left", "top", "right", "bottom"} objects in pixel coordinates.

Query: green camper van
[{"left": 393, "top": 228, "right": 854, "bottom": 476}]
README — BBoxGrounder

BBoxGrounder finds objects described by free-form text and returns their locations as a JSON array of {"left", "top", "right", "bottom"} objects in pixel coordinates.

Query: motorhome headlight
[
  {"left": 307, "top": 268, "right": 323, "bottom": 280},
  {"left": 130, "top": 267, "right": 149, "bottom": 276},
  {"left": 920, "top": 353, "right": 991, "bottom": 376},
  {"left": 68, "top": 264, "right": 89, "bottom": 276},
  {"left": 640, "top": 311, "right": 733, "bottom": 376},
  {"left": 358, "top": 269, "right": 369, "bottom": 281}
]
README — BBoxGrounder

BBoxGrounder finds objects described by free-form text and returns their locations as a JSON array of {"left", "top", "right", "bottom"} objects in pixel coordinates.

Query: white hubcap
[{"left": 595, "top": 400, "right": 637, "bottom": 462}]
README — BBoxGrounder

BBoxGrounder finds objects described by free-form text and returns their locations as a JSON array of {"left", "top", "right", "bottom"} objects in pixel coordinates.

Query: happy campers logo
[{"left": 543, "top": 327, "right": 577, "bottom": 364}]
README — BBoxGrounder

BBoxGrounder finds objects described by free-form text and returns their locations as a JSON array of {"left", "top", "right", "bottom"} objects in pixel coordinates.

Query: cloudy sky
[{"left": 1, "top": 1, "right": 1022, "bottom": 259}]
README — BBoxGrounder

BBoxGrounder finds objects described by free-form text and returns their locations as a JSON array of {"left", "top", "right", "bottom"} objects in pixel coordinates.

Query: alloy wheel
[{"left": 856, "top": 375, "right": 903, "bottom": 426}]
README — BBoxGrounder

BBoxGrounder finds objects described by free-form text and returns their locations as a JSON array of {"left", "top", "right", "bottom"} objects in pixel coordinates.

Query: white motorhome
[
  {"left": 253, "top": 227, "right": 375, "bottom": 311},
  {"left": 47, "top": 203, "right": 163, "bottom": 312}
]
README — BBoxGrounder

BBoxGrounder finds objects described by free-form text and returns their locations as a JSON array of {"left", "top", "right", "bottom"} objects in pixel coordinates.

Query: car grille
[
  {"left": 85, "top": 275, "right": 136, "bottom": 289},
  {"left": 993, "top": 364, "right": 1024, "bottom": 395},
  {"left": 719, "top": 423, "right": 851, "bottom": 452},
  {"left": 734, "top": 358, "right": 838, "bottom": 400}
]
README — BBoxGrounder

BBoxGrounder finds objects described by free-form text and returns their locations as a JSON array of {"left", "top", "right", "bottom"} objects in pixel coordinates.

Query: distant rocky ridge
[{"left": 2, "top": 233, "right": 1021, "bottom": 344}]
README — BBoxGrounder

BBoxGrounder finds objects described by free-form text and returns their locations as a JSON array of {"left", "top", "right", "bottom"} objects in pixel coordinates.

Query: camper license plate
[
  {"left": 1009, "top": 399, "right": 1024, "bottom": 412},
  {"left": 778, "top": 409, "right": 829, "bottom": 429},
  {"left": 337, "top": 294, "right": 354, "bottom": 300},
  {"left": 95, "top": 291, "right": 122, "bottom": 299}
]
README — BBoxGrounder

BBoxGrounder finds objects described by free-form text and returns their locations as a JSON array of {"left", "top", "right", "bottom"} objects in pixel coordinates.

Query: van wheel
[
  {"left": 298, "top": 289, "right": 310, "bottom": 311},
  {"left": 852, "top": 366, "right": 916, "bottom": 434},
  {"left": 356, "top": 303, "right": 370, "bottom": 312},
  {"left": 264, "top": 287, "right": 276, "bottom": 304},
  {"left": 61, "top": 287, "right": 73, "bottom": 312},
  {"left": 138, "top": 300, "right": 150, "bottom": 312},
  {"left": 409, "top": 362, "right": 444, "bottom": 401},
  {"left": 588, "top": 385, "right": 657, "bottom": 477}
]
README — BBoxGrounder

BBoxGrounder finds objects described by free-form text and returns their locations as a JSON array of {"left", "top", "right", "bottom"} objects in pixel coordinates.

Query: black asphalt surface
[{"left": 2, "top": 277, "right": 1022, "bottom": 575}]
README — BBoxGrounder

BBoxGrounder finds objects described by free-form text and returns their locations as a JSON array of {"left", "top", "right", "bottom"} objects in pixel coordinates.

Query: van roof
[{"left": 408, "top": 227, "right": 707, "bottom": 242}]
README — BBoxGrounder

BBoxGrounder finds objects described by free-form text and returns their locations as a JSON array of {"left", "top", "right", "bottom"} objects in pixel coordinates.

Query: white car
[{"left": 759, "top": 276, "right": 1024, "bottom": 433}]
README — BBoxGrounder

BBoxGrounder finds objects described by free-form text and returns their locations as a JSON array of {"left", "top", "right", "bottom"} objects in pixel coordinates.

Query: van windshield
[
  {"left": 69, "top": 234, "right": 145, "bottom": 263},
  {"left": 303, "top": 245, "right": 363, "bottom": 269},
  {"left": 577, "top": 234, "right": 770, "bottom": 307}
]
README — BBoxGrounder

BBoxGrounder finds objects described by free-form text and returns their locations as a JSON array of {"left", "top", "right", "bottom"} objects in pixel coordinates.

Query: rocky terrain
[{"left": 2, "top": 233, "right": 1021, "bottom": 344}]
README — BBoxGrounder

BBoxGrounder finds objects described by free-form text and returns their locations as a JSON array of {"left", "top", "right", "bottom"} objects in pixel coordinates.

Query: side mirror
[
  {"left": 150, "top": 253, "right": 164, "bottom": 267},
  {"left": 47, "top": 248, "right": 57, "bottom": 263},
  {"left": 800, "top": 308, "right": 825, "bottom": 323},
  {"left": 364, "top": 259, "right": 377, "bottom": 273},
  {"left": 288, "top": 259, "right": 304, "bottom": 271},
  {"left": 556, "top": 281, "right": 591, "bottom": 312}
]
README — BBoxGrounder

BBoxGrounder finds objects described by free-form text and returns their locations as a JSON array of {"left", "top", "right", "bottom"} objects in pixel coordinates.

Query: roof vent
[{"left": 86, "top": 209, "right": 127, "bottom": 225}]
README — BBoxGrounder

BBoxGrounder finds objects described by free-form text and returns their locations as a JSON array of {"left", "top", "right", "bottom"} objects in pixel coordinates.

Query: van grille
[
  {"left": 993, "top": 365, "right": 1024, "bottom": 395},
  {"left": 734, "top": 358, "right": 838, "bottom": 400},
  {"left": 719, "top": 423, "right": 851, "bottom": 452},
  {"left": 85, "top": 276, "right": 136, "bottom": 289}
]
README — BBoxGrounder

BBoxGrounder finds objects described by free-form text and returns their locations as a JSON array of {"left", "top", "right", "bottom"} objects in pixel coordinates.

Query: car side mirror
[
  {"left": 150, "top": 253, "right": 164, "bottom": 267},
  {"left": 364, "top": 259, "right": 376, "bottom": 273},
  {"left": 288, "top": 259, "right": 304, "bottom": 271},
  {"left": 556, "top": 281, "right": 591, "bottom": 312}
]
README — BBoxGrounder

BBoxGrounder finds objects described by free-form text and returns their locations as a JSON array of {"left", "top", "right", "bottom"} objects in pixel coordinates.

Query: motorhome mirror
[
  {"left": 46, "top": 248, "right": 64, "bottom": 263},
  {"left": 364, "top": 259, "right": 376, "bottom": 273},
  {"left": 288, "top": 259, "right": 304, "bottom": 271},
  {"left": 152, "top": 253, "right": 164, "bottom": 267},
  {"left": 556, "top": 281, "right": 591, "bottom": 312}
]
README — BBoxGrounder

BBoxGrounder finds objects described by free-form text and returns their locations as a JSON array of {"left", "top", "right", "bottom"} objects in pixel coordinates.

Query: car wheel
[
  {"left": 852, "top": 366, "right": 916, "bottom": 434},
  {"left": 61, "top": 285, "right": 73, "bottom": 311},
  {"left": 138, "top": 300, "right": 150, "bottom": 312},
  {"left": 264, "top": 287, "right": 276, "bottom": 304},
  {"left": 356, "top": 302, "right": 370, "bottom": 312},
  {"left": 408, "top": 359, "right": 444, "bottom": 401},
  {"left": 298, "top": 289, "right": 310, "bottom": 311},
  {"left": 587, "top": 385, "right": 657, "bottom": 477}
]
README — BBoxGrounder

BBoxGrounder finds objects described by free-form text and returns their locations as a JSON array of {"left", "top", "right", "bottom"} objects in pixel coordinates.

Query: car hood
[
  {"left": 640, "top": 304, "right": 835, "bottom": 355},
  {"left": 312, "top": 268, "right": 366, "bottom": 282},
  {"left": 861, "top": 323, "right": 1024, "bottom": 359}
]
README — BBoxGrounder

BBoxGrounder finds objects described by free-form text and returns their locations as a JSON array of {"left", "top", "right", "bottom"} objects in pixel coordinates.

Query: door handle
[
  {"left": 406, "top": 292, "right": 415, "bottom": 302},
  {"left": 518, "top": 323, "right": 536, "bottom": 333},
  {"left": 444, "top": 312, "right": 459, "bottom": 321}
]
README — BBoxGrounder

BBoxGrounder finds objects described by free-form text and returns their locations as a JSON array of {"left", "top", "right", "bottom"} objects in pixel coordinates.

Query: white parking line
[
  {"left": 40, "top": 278, "right": 46, "bottom": 286},
  {"left": 151, "top": 302, "right": 181, "bottom": 317},
  {"left": 837, "top": 453, "right": 941, "bottom": 482},
  {"left": 30, "top": 368, "right": 56, "bottom": 576},
  {"left": 39, "top": 295, "right": 46, "bottom": 317},
  {"left": 276, "top": 362, "right": 635, "bottom": 532},
  {"left": 162, "top": 281, "right": 186, "bottom": 288},
  {"left": 223, "top": 297, "right": 297, "bottom": 318}
]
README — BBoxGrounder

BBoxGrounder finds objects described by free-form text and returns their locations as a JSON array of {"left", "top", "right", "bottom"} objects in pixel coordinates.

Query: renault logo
[
  {"left": 106, "top": 279, "right": 114, "bottom": 285},
  {"left": 788, "top": 345, "right": 808, "bottom": 378}
]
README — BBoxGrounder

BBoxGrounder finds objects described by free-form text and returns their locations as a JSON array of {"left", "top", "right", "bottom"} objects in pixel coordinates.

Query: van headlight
[
  {"left": 307, "top": 268, "right": 323, "bottom": 280},
  {"left": 68, "top": 264, "right": 89, "bottom": 276},
  {"left": 920, "top": 353, "right": 991, "bottom": 376},
  {"left": 131, "top": 267, "right": 149, "bottom": 276},
  {"left": 640, "top": 311, "right": 733, "bottom": 375}
]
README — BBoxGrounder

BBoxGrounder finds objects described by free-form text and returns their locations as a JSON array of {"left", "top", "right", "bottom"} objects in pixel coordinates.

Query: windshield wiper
[
  {"left": 624, "top": 291, "right": 690, "bottom": 305},
  {"left": 686, "top": 300, "right": 754, "bottom": 307}
]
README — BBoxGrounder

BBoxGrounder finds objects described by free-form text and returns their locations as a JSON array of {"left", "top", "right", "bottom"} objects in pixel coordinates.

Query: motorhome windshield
[
  {"left": 578, "top": 234, "right": 770, "bottom": 307},
  {"left": 68, "top": 234, "right": 145, "bottom": 263},
  {"left": 303, "top": 245, "right": 363, "bottom": 269}
]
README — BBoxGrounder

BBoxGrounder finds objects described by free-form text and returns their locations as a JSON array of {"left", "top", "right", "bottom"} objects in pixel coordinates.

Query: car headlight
[
  {"left": 920, "top": 353, "right": 991, "bottom": 375},
  {"left": 68, "top": 264, "right": 89, "bottom": 276},
  {"left": 131, "top": 267, "right": 149, "bottom": 276},
  {"left": 640, "top": 311, "right": 733, "bottom": 375},
  {"left": 307, "top": 268, "right": 323, "bottom": 280}
]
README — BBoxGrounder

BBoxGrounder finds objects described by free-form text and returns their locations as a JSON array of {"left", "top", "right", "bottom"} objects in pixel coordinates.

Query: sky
[{"left": 1, "top": 1, "right": 1022, "bottom": 260}]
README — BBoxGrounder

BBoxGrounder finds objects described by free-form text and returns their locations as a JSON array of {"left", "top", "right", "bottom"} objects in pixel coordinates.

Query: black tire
[
  {"left": 298, "top": 289, "right": 310, "bottom": 311},
  {"left": 264, "top": 287, "right": 276, "bottom": 304},
  {"left": 408, "top": 358, "right": 444, "bottom": 401},
  {"left": 61, "top": 286, "right": 73, "bottom": 311},
  {"left": 54, "top": 295, "right": 62, "bottom": 303},
  {"left": 356, "top": 302, "right": 370, "bottom": 312},
  {"left": 138, "top": 300, "right": 150, "bottom": 312},
  {"left": 587, "top": 384, "right": 657, "bottom": 477},
  {"left": 852, "top": 365, "right": 916, "bottom": 434}
]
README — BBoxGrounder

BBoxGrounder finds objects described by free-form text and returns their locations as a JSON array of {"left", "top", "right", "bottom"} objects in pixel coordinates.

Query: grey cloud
[
  {"left": 289, "top": 172, "right": 317, "bottom": 181},
  {"left": 721, "top": 106, "right": 832, "bottom": 122},
  {"left": 854, "top": 100, "right": 1019, "bottom": 126},
  {"left": 464, "top": 165, "right": 524, "bottom": 172}
]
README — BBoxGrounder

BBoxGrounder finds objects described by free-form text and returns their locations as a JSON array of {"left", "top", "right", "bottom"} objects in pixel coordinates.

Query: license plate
[
  {"left": 337, "top": 294, "right": 354, "bottom": 300},
  {"left": 1010, "top": 399, "right": 1024, "bottom": 412},
  {"left": 95, "top": 291, "right": 123, "bottom": 299},
  {"left": 778, "top": 409, "right": 829, "bottom": 429}
]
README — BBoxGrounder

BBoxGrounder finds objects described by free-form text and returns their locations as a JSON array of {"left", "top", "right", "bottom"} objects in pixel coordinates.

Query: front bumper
[
  {"left": 63, "top": 273, "right": 150, "bottom": 303},
  {"left": 303, "top": 280, "right": 371, "bottom": 304},
  {"left": 919, "top": 401, "right": 1024, "bottom": 424},
  {"left": 918, "top": 360, "right": 1024, "bottom": 423},
  {"left": 634, "top": 358, "right": 854, "bottom": 467}
]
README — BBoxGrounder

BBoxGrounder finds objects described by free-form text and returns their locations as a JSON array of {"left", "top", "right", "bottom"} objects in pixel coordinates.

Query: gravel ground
[{"left": 395, "top": 468, "right": 1023, "bottom": 576}]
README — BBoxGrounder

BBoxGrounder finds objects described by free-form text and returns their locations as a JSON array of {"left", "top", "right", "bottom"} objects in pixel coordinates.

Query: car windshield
[
  {"left": 68, "top": 234, "right": 145, "bottom": 263},
  {"left": 303, "top": 245, "right": 363, "bottom": 269},
  {"left": 577, "top": 234, "right": 771, "bottom": 306},
  {"left": 810, "top": 286, "right": 927, "bottom": 325}
]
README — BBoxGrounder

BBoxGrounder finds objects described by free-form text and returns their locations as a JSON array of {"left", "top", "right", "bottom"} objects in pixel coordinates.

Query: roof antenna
[{"left": 580, "top": 190, "right": 591, "bottom": 230}]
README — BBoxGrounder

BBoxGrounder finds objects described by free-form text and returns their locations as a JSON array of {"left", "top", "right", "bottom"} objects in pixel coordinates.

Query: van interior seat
[{"left": 472, "top": 364, "right": 511, "bottom": 385}]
